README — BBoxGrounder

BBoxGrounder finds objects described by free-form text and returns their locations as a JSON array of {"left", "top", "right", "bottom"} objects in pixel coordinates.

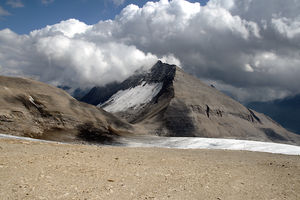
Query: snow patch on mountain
[
  {"left": 100, "top": 81, "right": 163, "bottom": 112},
  {"left": 28, "top": 95, "right": 38, "bottom": 107}
]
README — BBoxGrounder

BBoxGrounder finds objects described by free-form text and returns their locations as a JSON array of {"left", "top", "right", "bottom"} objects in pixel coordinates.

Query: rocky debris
[{"left": 77, "top": 122, "right": 119, "bottom": 144}]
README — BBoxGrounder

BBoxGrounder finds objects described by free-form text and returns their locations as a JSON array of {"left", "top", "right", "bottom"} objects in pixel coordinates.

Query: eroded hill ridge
[{"left": 0, "top": 76, "right": 132, "bottom": 143}]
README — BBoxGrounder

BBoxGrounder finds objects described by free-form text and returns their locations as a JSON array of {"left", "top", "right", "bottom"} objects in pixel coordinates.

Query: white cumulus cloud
[{"left": 0, "top": 23, "right": 160, "bottom": 88}]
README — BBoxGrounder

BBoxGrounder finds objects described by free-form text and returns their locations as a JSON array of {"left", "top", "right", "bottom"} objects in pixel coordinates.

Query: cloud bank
[{"left": 1, "top": 0, "right": 300, "bottom": 102}]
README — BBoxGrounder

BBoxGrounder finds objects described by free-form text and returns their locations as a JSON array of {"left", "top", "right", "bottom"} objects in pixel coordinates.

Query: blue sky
[{"left": 0, "top": 0, "right": 208, "bottom": 34}]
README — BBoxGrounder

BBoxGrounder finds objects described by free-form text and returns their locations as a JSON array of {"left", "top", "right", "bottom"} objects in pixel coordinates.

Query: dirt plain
[{"left": 0, "top": 138, "right": 299, "bottom": 200}]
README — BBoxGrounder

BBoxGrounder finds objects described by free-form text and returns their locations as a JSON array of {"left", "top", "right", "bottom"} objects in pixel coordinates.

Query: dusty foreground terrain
[{"left": 0, "top": 138, "right": 299, "bottom": 200}]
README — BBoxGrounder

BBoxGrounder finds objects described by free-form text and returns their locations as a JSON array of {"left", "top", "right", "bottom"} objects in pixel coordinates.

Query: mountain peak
[
  {"left": 155, "top": 60, "right": 163, "bottom": 65},
  {"left": 80, "top": 62, "right": 300, "bottom": 145},
  {"left": 80, "top": 61, "right": 177, "bottom": 106}
]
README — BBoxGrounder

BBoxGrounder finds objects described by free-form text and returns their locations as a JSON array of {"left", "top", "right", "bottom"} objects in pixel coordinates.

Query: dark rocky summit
[{"left": 82, "top": 61, "right": 300, "bottom": 145}]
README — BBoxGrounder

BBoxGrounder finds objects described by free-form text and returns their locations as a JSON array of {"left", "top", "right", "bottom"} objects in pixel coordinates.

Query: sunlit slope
[{"left": 0, "top": 76, "right": 133, "bottom": 142}]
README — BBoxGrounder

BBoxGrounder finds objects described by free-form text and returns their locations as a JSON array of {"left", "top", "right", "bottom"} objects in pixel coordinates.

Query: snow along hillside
[
  {"left": 116, "top": 136, "right": 300, "bottom": 155},
  {"left": 100, "top": 81, "right": 163, "bottom": 113},
  {"left": 1, "top": 133, "right": 299, "bottom": 155}
]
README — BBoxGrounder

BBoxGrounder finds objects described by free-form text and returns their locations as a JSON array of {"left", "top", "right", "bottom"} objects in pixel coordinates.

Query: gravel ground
[{"left": 0, "top": 138, "right": 299, "bottom": 200}]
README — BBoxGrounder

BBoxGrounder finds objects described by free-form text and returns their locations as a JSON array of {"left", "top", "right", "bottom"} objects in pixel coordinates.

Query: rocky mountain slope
[
  {"left": 81, "top": 61, "right": 300, "bottom": 145},
  {"left": 0, "top": 76, "right": 133, "bottom": 143}
]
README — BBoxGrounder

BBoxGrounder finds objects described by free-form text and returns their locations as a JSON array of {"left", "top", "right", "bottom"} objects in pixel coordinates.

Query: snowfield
[
  {"left": 116, "top": 136, "right": 300, "bottom": 155},
  {"left": 100, "top": 81, "right": 163, "bottom": 112},
  {"left": 1, "top": 133, "right": 299, "bottom": 155},
  {"left": 0, "top": 134, "right": 64, "bottom": 144}
]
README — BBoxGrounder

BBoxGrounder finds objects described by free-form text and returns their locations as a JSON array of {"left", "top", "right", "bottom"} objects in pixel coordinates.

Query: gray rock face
[
  {"left": 0, "top": 76, "right": 133, "bottom": 143},
  {"left": 92, "top": 61, "right": 300, "bottom": 145}
]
